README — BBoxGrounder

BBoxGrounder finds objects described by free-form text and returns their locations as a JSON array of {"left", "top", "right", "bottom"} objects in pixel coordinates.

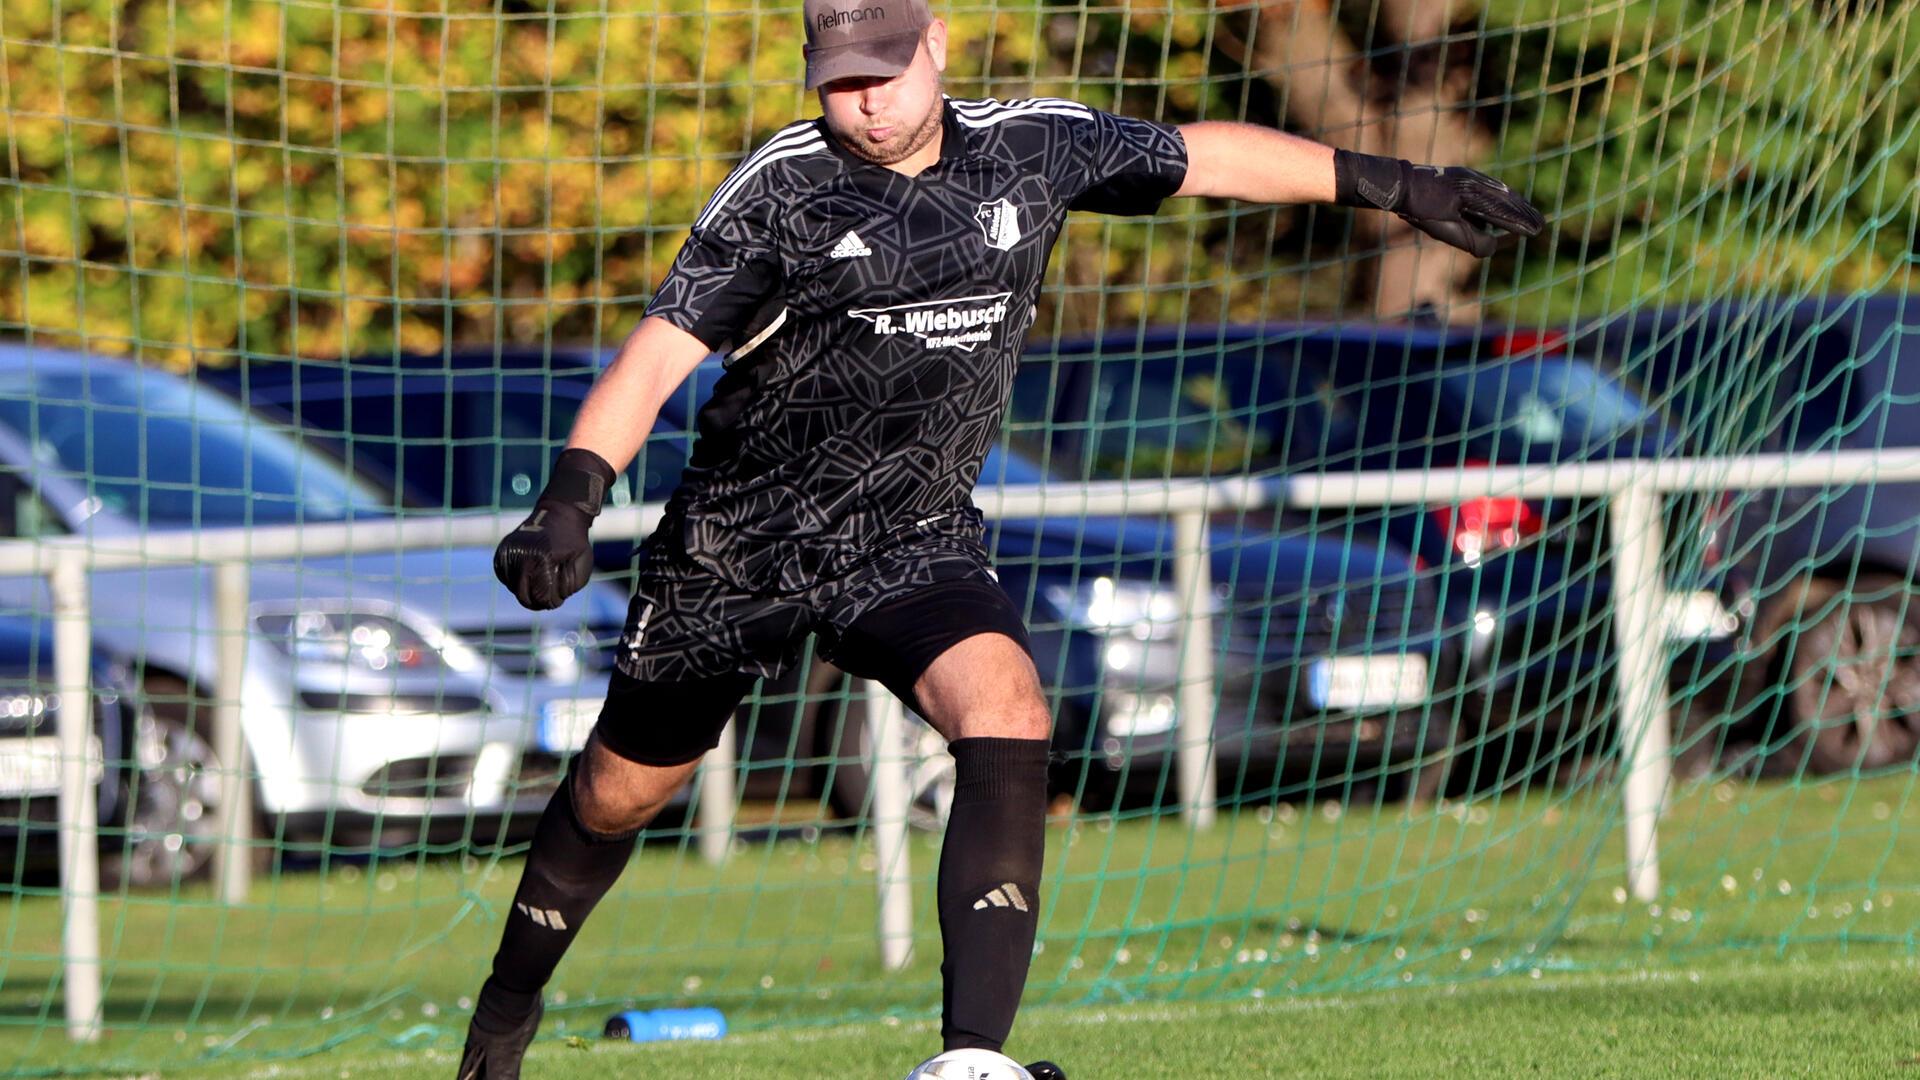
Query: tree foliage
[
  {"left": 1478, "top": 0, "right": 1919, "bottom": 322},
  {"left": 0, "top": 0, "right": 1912, "bottom": 365}
]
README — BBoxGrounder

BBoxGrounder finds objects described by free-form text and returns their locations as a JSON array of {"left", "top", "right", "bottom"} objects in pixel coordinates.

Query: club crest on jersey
[
  {"left": 847, "top": 291, "right": 1013, "bottom": 352},
  {"left": 975, "top": 198, "right": 1022, "bottom": 251}
]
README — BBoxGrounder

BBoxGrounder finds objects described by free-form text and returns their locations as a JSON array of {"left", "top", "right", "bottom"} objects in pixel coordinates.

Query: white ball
[{"left": 904, "top": 1049, "right": 1035, "bottom": 1080}]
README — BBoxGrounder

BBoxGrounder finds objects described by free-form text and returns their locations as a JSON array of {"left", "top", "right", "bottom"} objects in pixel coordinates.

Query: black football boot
[{"left": 455, "top": 1000, "right": 543, "bottom": 1080}]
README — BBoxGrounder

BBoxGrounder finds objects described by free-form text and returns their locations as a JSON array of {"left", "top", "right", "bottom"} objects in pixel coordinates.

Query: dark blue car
[
  {"left": 208, "top": 347, "right": 1451, "bottom": 810},
  {"left": 1591, "top": 294, "right": 1920, "bottom": 772},
  {"left": 1005, "top": 322, "right": 1753, "bottom": 788}
]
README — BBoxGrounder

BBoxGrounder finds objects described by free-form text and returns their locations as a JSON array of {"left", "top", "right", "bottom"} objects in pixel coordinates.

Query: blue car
[
  {"left": 977, "top": 443, "right": 1448, "bottom": 803},
  {"left": 1005, "top": 323, "right": 1751, "bottom": 789},
  {"left": 209, "top": 346, "right": 1452, "bottom": 810},
  {"left": 1593, "top": 294, "right": 1920, "bottom": 772}
]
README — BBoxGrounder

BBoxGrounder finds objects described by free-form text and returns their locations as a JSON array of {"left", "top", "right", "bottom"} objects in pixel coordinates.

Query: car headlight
[
  {"left": 254, "top": 611, "right": 446, "bottom": 673},
  {"left": 1665, "top": 589, "right": 1740, "bottom": 641},
  {"left": 1103, "top": 690, "right": 1179, "bottom": 738},
  {"left": 1043, "top": 578, "right": 1223, "bottom": 740},
  {"left": 536, "top": 625, "right": 605, "bottom": 683},
  {"left": 1042, "top": 577, "right": 1221, "bottom": 640},
  {"left": 0, "top": 692, "right": 54, "bottom": 721}
]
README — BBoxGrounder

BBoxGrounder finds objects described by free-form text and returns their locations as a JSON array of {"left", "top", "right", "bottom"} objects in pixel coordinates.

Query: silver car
[{"left": 0, "top": 347, "right": 626, "bottom": 881}]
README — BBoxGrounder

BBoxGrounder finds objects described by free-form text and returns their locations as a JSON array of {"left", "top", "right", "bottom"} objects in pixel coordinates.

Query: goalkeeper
[{"left": 462, "top": 0, "right": 1544, "bottom": 1075}]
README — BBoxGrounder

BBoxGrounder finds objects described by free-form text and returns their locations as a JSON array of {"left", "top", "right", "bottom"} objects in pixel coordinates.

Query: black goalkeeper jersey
[{"left": 643, "top": 96, "right": 1189, "bottom": 594}]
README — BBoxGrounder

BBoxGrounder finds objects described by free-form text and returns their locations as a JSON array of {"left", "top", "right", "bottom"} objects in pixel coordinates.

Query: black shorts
[{"left": 591, "top": 532, "right": 1032, "bottom": 767}]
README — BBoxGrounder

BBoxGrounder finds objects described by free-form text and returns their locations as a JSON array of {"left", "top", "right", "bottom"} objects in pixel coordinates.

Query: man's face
[{"left": 816, "top": 21, "right": 948, "bottom": 168}]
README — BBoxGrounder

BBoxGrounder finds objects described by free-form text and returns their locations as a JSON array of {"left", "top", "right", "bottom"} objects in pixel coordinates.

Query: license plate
[
  {"left": 0, "top": 735, "right": 102, "bottom": 797},
  {"left": 538, "top": 698, "right": 603, "bottom": 753},
  {"left": 1308, "top": 655, "right": 1430, "bottom": 712}
]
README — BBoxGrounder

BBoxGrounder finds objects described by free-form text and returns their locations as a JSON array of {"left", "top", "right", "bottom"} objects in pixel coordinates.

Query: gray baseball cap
[{"left": 803, "top": 0, "right": 932, "bottom": 90}]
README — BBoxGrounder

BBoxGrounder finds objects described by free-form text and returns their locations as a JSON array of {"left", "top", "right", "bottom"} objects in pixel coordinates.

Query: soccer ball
[{"left": 904, "top": 1048, "right": 1035, "bottom": 1080}]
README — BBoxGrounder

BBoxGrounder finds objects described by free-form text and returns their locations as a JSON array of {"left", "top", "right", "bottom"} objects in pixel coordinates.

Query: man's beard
[{"left": 836, "top": 91, "right": 945, "bottom": 167}]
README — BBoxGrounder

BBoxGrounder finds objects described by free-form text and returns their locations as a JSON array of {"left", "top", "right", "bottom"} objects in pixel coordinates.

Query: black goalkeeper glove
[
  {"left": 493, "top": 447, "right": 616, "bottom": 611},
  {"left": 1334, "top": 149, "right": 1546, "bottom": 258}
]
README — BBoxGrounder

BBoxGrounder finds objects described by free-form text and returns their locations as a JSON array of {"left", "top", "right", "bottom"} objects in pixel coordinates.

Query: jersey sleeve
[
  {"left": 644, "top": 158, "right": 788, "bottom": 353},
  {"left": 1058, "top": 105, "right": 1189, "bottom": 216}
]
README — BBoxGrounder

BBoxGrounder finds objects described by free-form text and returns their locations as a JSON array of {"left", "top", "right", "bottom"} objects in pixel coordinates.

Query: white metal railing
[{"left": 24, "top": 448, "right": 1920, "bottom": 1037}]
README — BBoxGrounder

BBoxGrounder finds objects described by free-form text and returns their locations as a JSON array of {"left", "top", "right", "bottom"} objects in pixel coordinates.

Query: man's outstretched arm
[
  {"left": 564, "top": 316, "right": 712, "bottom": 474},
  {"left": 1172, "top": 120, "right": 1547, "bottom": 257},
  {"left": 493, "top": 316, "right": 710, "bottom": 610},
  {"left": 1172, "top": 123, "right": 1339, "bottom": 204}
]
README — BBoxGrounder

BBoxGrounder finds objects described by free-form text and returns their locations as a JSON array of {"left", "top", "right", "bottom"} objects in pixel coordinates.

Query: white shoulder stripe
[
  {"left": 951, "top": 95, "right": 1087, "bottom": 110},
  {"left": 703, "top": 124, "right": 820, "bottom": 205},
  {"left": 694, "top": 126, "right": 824, "bottom": 228},
  {"left": 954, "top": 106, "right": 1094, "bottom": 129},
  {"left": 720, "top": 120, "right": 822, "bottom": 168},
  {"left": 951, "top": 96, "right": 1093, "bottom": 120},
  {"left": 695, "top": 137, "right": 823, "bottom": 228},
  {"left": 693, "top": 126, "right": 827, "bottom": 229},
  {"left": 690, "top": 137, "right": 803, "bottom": 229}
]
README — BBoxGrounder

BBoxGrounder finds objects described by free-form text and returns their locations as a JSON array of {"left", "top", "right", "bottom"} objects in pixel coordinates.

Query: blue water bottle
[{"left": 602, "top": 1007, "right": 727, "bottom": 1043}]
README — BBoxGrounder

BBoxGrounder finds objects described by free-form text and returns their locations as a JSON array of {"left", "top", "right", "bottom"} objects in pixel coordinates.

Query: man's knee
[
  {"left": 569, "top": 781, "right": 653, "bottom": 838},
  {"left": 569, "top": 738, "right": 698, "bottom": 836},
  {"left": 913, "top": 633, "right": 1054, "bottom": 741},
  {"left": 964, "top": 701, "right": 1052, "bottom": 743},
  {"left": 997, "top": 696, "right": 1052, "bottom": 741},
  {"left": 927, "top": 691, "right": 1052, "bottom": 742}
]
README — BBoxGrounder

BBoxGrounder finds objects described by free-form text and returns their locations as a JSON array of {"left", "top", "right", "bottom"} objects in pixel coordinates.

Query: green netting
[{"left": 1, "top": 0, "right": 1918, "bottom": 1074}]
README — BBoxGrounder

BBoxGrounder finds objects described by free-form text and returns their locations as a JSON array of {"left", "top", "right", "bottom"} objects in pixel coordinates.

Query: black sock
[
  {"left": 472, "top": 776, "right": 639, "bottom": 1034},
  {"left": 937, "top": 737, "right": 1050, "bottom": 1052}
]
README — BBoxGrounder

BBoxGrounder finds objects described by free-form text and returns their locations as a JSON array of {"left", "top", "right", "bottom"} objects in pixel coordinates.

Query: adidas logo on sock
[
  {"left": 829, "top": 231, "right": 872, "bottom": 258},
  {"left": 972, "top": 882, "right": 1029, "bottom": 912},
  {"left": 515, "top": 902, "right": 569, "bottom": 930}
]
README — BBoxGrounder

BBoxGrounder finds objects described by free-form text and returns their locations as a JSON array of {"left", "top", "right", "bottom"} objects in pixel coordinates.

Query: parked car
[
  {"left": 0, "top": 617, "right": 149, "bottom": 882},
  {"left": 1590, "top": 293, "right": 1920, "bottom": 772},
  {"left": 202, "top": 348, "right": 683, "bottom": 576},
  {"left": 211, "top": 347, "right": 1454, "bottom": 811},
  {"left": 0, "top": 346, "right": 630, "bottom": 865},
  {"left": 0, "top": 616, "right": 242, "bottom": 887},
  {"left": 979, "top": 444, "right": 1449, "bottom": 805},
  {"left": 1003, "top": 322, "right": 1753, "bottom": 790}
]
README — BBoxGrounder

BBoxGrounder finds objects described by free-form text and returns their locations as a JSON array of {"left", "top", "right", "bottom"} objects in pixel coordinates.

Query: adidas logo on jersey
[
  {"left": 829, "top": 231, "right": 873, "bottom": 258},
  {"left": 972, "top": 882, "right": 1029, "bottom": 912}
]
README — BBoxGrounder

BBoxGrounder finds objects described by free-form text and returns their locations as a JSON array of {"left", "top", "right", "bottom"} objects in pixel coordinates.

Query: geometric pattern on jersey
[
  {"left": 645, "top": 96, "right": 1188, "bottom": 594},
  {"left": 614, "top": 508, "right": 1002, "bottom": 683}
]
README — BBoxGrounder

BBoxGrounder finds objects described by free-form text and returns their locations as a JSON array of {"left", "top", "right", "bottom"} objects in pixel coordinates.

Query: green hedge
[{"left": 1, "top": 0, "right": 1912, "bottom": 365}]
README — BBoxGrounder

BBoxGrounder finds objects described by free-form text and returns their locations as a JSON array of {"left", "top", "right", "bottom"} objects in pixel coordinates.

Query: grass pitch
[
  {"left": 1, "top": 772, "right": 1915, "bottom": 1078},
  {"left": 198, "top": 954, "right": 1920, "bottom": 1078}
]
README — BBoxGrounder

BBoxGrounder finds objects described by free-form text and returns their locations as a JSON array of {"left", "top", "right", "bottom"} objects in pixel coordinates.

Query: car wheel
[
  {"left": 109, "top": 674, "right": 223, "bottom": 887},
  {"left": 825, "top": 682, "right": 954, "bottom": 831},
  {"left": 1785, "top": 578, "right": 1920, "bottom": 773}
]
